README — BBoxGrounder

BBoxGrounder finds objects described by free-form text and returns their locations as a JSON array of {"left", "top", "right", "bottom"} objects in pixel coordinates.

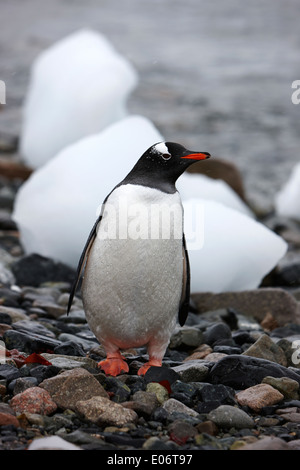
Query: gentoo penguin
[{"left": 67, "top": 142, "right": 210, "bottom": 376}]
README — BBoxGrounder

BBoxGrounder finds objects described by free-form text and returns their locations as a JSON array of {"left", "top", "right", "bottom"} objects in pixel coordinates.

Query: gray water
[{"left": 0, "top": 0, "right": 299, "bottom": 211}]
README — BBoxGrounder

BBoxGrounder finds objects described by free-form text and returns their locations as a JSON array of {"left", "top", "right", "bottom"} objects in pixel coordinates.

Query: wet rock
[
  {"left": 11, "top": 253, "right": 76, "bottom": 287},
  {"left": 169, "top": 326, "right": 203, "bottom": 348},
  {"left": 203, "top": 322, "right": 232, "bottom": 346},
  {"left": 262, "top": 376, "right": 299, "bottom": 399},
  {"left": 207, "top": 405, "right": 255, "bottom": 429},
  {"left": 171, "top": 361, "right": 209, "bottom": 382},
  {"left": 76, "top": 396, "right": 138, "bottom": 426},
  {"left": 53, "top": 341, "right": 86, "bottom": 357},
  {"left": 144, "top": 366, "right": 179, "bottom": 385},
  {"left": 10, "top": 387, "right": 57, "bottom": 415},
  {"left": 274, "top": 263, "right": 300, "bottom": 287},
  {"left": 208, "top": 354, "right": 300, "bottom": 389},
  {"left": 131, "top": 390, "right": 160, "bottom": 413},
  {"left": 0, "top": 364, "right": 21, "bottom": 383},
  {"left": 0, "top": 306, "right": 27, "bottom": 323},
  {"left": 162, "top": 398, "right": 199, "bottom": 418},
  {"left": 200, "top": 383, "right": 236, "bottom": 405},
  {"left": 11, "top": 377, "right": 39, "bottom": 395},
  {"left": 192, "top": 289, "right": 300, "bottom": 325},
  {"left": 236, "top": 384, "right": 284, "bottom": 412},
  {"left": 168, "top": 419, "right": 198, "bottom": 445},
  {"left": 104, "top": 377, "right": 131, "bottom": 403},
  {"left": 11, "top": 319, "right": 56, "bottom": 338},
  {"left": 39, "top": 367, "right": 108, "bottom": 410},
  {"left": 3, "top": 329, "right": 61, "bottom": 354},
  {"left": 40, "top": 353, "right": 97, "bottom": 370},
  {"left": 242, "top": 334, "right": 287, "bottom": 366}
]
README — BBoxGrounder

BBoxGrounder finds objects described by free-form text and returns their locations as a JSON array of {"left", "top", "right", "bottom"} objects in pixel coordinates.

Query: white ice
[
  {"left": 178, "top": 172, "right": 254, "bottom": 217},
  {"left": 183, "top": 198, "right": 287, "bottom": 293},
  {"left": 19, "top": 29, "right": 138, "bottom": 168},
  {"left": 275, "top": 162, "right": 300, "bottom": 221}
]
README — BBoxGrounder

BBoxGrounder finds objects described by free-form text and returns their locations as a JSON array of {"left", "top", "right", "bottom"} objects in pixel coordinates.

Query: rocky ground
[
  {"left": 1, "top": 0, "right": 300, "bottom": 453},
  {"left": 1, "top": 166, "right": 300, "bottom": 451}
]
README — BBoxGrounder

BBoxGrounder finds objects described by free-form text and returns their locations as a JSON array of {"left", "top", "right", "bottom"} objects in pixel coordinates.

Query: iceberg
[{"left": 19, "top": 29, "right": 138, "bottom": 168}]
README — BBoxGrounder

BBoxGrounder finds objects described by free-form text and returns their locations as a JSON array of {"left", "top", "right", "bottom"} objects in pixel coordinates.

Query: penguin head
[
  {"left": 122, "top": 142, "right": 210, "bottom": 193},
  {"left": 147, "top": 141, "right": 210, "bottom": 168}
]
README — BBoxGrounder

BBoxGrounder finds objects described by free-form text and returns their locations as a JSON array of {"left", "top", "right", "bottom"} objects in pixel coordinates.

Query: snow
[
  {"left": 183, "top": 198, "right": 287, "bottom": 293},
  {"left": 178, "top": 172, "right": 254, "bottom": 217},
  {"left": 275, "top": 162, "right": 300, "bottom": 221},
  {"left": 19, "top": 29, "right": 138, "bottom": 168}
]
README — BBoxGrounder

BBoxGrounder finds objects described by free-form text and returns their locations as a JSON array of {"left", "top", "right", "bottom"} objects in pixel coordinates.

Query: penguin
[{"left": 67, "top": 142, "right": 210, "bottom": 376}]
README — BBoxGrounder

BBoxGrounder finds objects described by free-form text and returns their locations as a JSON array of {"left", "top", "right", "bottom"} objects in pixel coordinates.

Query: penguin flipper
[
  {"left": 178, "top": 233, "right": 190, "bottom": 326},
  {"left": 67, "top": 215, "right": 101, "bottom": 314}
]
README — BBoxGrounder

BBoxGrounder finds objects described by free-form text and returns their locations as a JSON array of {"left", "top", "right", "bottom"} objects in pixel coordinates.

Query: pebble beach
[{"left": 1, "top": 0, "right": 300, "bottom": 453}]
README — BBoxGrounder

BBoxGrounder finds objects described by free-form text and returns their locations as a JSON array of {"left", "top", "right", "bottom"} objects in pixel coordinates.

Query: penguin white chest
[{"left": 82, "top": 184, "right": 184, "bottom": 349}]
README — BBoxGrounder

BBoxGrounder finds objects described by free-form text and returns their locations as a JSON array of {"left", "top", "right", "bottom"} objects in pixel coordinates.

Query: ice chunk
[
  {"left": 183, "top": 198, "right": 287, "bottom": 293},
  {"left": 275, "top": 163, "right": 300, "bottom": 221},
  {"left": 178, "top": 172, "right": 253, "bottom": 217},
  {"left": 13, "top": 115, "right": 163, "bottom": 267},
  {"left": 20, "top": 29, "right": 138, "bottom": 168}
]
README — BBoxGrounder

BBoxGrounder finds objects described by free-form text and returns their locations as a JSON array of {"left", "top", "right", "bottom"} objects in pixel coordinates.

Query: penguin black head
[{"left": 122, "top": 142, "right": 211, "bottom": 193}]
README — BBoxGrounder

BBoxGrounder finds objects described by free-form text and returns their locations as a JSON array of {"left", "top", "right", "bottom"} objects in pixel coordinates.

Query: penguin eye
[{"left": 162, "top": 153, "right": 172, "bottom": 161}]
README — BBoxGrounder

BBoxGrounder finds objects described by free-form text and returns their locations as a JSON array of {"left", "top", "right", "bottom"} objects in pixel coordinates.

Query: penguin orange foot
[
  {"left": 98, "top": 352, "right": 129, "bottom": 376},
  {"left": 137, "top": 359, "right": 162, "bottom": 376}
]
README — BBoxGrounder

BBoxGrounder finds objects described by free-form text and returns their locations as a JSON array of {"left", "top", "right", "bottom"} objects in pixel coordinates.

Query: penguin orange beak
[{"left": 181, "top": 152, "right": 210, "bottom": 161}]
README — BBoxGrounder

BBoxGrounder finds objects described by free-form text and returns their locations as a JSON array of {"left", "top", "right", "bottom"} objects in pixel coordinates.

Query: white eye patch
[{"left": 154, "top": 142, "right": 169, "bottom": 155}]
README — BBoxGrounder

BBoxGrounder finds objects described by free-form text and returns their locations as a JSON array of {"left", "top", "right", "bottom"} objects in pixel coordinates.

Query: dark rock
[
  {"left": 3, "top": 329, "right": 61, "bottom": 354},
  {"left": 197, "top": 401, "right": 226, "bottom": 413},
  {"left": 200, "top": 383, "right": 236, "bottom": 405},
  {"left": 167, "top": 419, "right": 197, "bottom": 445},
  {"left": 28, "top": 365, "right": 62, "bottom": 383},
  {"left": 104, "top": 433, "right": 145, "bottom": 448},
  {"left": 170, "top": 380, "right": 200, "bottom": 400},
  {"left": 203, "top": 322, "right": 232, "bottom": 346},
  {"left": 213, "top": 345, "right": 242, "bottom": 354},
  {"left": 12, "top": 320, "right": 56, "bottom": 339},
  {"left": 0, "top": 288, "right": 21, "bottom": 308},
  {"left": 0, "top": 312, "right": 12, "bottom": 325},
  {"left": 270, "top": 324, "right": 300, "bottom": 338},
  {"left": 274, "top": 263, "right": 300, "bottom": 287},
  {"left": 144, "top": 366, "right": 180, "bottom": 385},
  {"left": 208, "top": 354, "right": 300, "bottom": 389},
  {"left": 220, "top": 308, "right": 239, "bottom": 330},
  {"left": 104, "top": 377, "right": 131, "bottom": 403},
  {"left": 0, "top": 364, "right": 20, "bottom": 383},
  {"left": 11, "top": 253, "right": 76, "bottom": 287},
  {"left": 53, "top": 341, "right": 86, "bottom": 357},
  {"left": 232, "top": 331, "right": 256, "bottom": 346},
  {"left": 151, "top": 407, "right": 168, "bottom": 424},
  {"left": 9, "top": 377, "right": 38, "bottom": 395}
]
